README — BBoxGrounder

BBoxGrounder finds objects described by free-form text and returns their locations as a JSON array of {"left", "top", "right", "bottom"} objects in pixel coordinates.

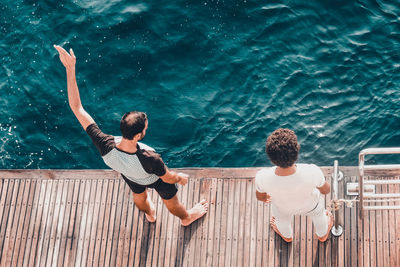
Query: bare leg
[
  {"left": 133, "top": 190, "right": 156, "bottom": 222},
  {"left": 162, "top": 195, "right": 208, "bottom": 226}
]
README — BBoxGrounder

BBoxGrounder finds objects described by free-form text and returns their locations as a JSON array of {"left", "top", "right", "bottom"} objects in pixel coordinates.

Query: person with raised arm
[
  {"left": 255, "top": 128, "right": 333, "bottom": 242},
  {"left": 54, "top": 45, "right": 208, "bottom": 226}
]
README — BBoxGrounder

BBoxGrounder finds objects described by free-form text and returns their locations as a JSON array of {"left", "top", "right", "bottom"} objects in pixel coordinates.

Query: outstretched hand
[{"left": 54, "top": 45, "right": 76, "bottom": 70}]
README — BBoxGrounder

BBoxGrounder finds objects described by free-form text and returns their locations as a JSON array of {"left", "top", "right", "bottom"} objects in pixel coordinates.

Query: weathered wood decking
[{"left": 0, "top": 167, "right": 399, "bottom": 267}]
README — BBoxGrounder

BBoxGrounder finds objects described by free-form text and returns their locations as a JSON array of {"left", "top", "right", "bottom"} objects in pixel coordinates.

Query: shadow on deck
[{"left": 0, "top": 168, "right": 399, "bottom": 266}]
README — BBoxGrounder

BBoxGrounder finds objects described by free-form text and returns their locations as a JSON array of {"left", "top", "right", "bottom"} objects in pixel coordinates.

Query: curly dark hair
[{"left": 265, "top": 128, "right": 300, "bottom": 168}]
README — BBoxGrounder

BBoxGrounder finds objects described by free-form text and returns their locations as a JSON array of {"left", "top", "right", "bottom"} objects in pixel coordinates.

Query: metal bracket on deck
[
  {"left": 346, "top": 182, "right": 375, "bottom": 196},
  {"left": 332, "top": 170, "right": 344, "bottom": 182}
]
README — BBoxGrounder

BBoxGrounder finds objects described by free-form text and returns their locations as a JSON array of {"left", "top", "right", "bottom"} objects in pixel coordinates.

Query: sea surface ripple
[{"left": 0, "top": 0, "right": 399, "bottom": 169}]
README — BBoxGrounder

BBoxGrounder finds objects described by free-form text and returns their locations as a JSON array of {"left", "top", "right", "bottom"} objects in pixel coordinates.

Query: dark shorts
[{"left": 121, "top": 175, "right": 178, "bottom": 200}]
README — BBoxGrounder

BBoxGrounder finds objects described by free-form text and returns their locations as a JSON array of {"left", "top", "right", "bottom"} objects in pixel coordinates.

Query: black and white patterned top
[{"left": 86, "top": 123, "right": 167, "bottom": 185}]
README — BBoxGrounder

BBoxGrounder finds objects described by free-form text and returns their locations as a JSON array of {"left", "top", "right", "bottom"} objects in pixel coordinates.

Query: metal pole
[
  {"left": 359, "top": 152, "right": 365, "bottom": 219},
  {"left": 331, "top": 160, "right": 343, "bottom": 236}
]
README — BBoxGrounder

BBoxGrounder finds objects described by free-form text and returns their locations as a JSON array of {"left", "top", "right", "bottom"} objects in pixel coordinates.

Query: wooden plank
[
  {"left": 381, "top": 182, "right": 390, "bottom": 267},
  {"left": 33, "top": 179, "right": 54, "bottom": 266},
  {"left": 0, "top": 179, "right": 10, "bottom": 253},
  {"left": 93, "top": 179, "right": 111, "bottom": 267},
  {"left": 181, "top": 179, "right": 195, "bottom": 267},
  {"left": 357, "top": 199, "right": 364, "bottom": 267},
  {"left": 17, "top": 180, "right": 38, "bottom": 267},
  {"left": 388, "top": 181, "right": 397, "bottom": 267},
  {"left": 204, "top": 178, "right": 217, "bottom": 267},
  {"left": 319, "top": 196, "right": 328, "bottom": 267},
  {"left": 64, "top": 179, "right": 85, "bottom": 267},
  {"left": 268, "top": 206, "right": 276, "bottom": 266},
  {"left": 211, "top": 179, "right": 223, "bottom": 267},
  {"left": 219, "top": 178, "right": 229, "bottom": 267},
  {"left": 396, "top": 182, "right": 400, "bottom": 266},
  {"left": 258, "top": 203, "right": 267, "bottom": 267},
  {"left": 224, "top": 179, "right": 236, "bottom": 267},
  {"left": 236, "top": 179, "right": 247, "bottom": 266},
  {"left": 325, "top": 185, "right": 332, "bottom": 267},
  {"left": 375, "top": 184, "right": 384, "bottom": 267},
  {"left": 144, "top": 189, "right": 159, "bottom": 267},
  {"left": 280, "top": 235, "right": 289, "bottom": 267},
  {"left": 344, "top": 186, "right": 351, "bottom": 267},
  {"left": 139, "top": 188, "right": 155, "bottom": 266},
  {"left": 56, "top": 179, "right": 77, "bottom": 267},
  {"left": 311, "top": 228, "right": 319, "bottom": 267},
  {"left": 0, "top": 169, "right": 119, "bottom": 180},
  {"left": 132, "top": 192, "right": 145, "bottom": 267},
  {"left": 0, "top": 166, "right": 358, "bottom": 180},
  {"left": 243, "top": 179, "right": 253, "bottom": 267},
  {"left": 25, "top": 180, "right": 47, "bottom": 267},
  {"left": 86, "top": 179, "right": 104, "bottom": 266},
  {"left": 99, "top": 179, "right": 115, "bottom": 267},
  {"left": 185, "top": 178, "right": 201, "bottom": 267},
  {"left": 153, "top": 185, "right": 170, "bottom": 267},
  {"left": 262, "top": 200, "right": 271, "bottom": 267},
  {"left": 273, "top": 226, "right": 281, "bottom": 267},
  {"left": 151, "top": 191, "right": 165, "bottom": 267},
  {"left": 193, "top": 178, "right": 207, "bottom": 267},
  {"left": 38, "top": 180, "right": 60, "bottom": 267},
  {"left": 231, "top": 180, "right": 244, "bottom": 265},
  {"left": 80, "top": 179, "right": 98, "bottom": 266},
  {"left": 109, "top": 179, "right": 125, "bottom": 266},
  {"left": 122, "top": 184, "right": 135, "bottom": 267},
  {"left": 43, "top": 179, "right": 65, "bottom": 267},
  {"left": 0, "top": 179, "right": 15, "bottom": 263},
  {"left": 369, "top": 210, "right": 377, "bottom": 267},
  {"left": 171, "top": 180, "right": 190, "bottom": 267},
  {"left": 0, "top": 179, "right": 4, "bottom": 230},
  {"left": 74, "top": 179, "right": 93, "bottom": 266},
  {"left": 306, "top": 217, "right": 313, "bottom": 267},
  {"left": 11, "top": 179, "right": 32, "bottom": 266},
  {"left": 350, "top": 176, "right": 358, "bottom": 267},
  {"left": 292, "top": 215, "right": 300, "bottom": 267},
  {"left": 199, "top": 178, "right": 212, "bottom": 267},
  {"left": 2, "top": 179, "right": 24, "bottom": 266},
  {"left": 362, "top": 203, "right": 371, "bottom": 267},
  {"left": 299, "top": 215, "right": 307, "bottom": 267}
]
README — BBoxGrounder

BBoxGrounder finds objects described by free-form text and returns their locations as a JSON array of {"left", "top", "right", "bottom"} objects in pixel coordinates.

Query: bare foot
[
  {"left": 145, "top": 198, "right": 156, "bottom": 223},
  {"left": 181, "top": 199, "right": 208, "bottom": 226},
  {"left": 270, "top": 217, "right": 292, "bottom": 242}
]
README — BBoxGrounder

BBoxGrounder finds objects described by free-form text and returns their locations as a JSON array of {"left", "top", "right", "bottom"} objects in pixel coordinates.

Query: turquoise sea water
[{"left": 0, "top": 1, "right": 399, "bottom": 169}]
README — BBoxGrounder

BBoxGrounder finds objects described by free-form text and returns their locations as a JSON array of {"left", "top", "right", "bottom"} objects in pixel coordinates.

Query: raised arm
[{"left": 54, "top": 45, "right": 95, "bottom": 130}]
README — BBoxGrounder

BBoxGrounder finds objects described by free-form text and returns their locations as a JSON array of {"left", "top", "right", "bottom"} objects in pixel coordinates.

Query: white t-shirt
[{"left": 255, "top": 164, "right": 326, "bottom": 215}]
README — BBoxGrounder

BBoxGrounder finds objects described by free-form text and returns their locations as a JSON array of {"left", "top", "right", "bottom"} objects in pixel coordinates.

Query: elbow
[
  {"left": 69, "top": 103, "right": 83, "bottom": 113},
  {"left": 320, "top": 184, "right": 331, "bottom": 195},
  {"left": 325, "top": 184, "right": 331, "bottom": 194}
]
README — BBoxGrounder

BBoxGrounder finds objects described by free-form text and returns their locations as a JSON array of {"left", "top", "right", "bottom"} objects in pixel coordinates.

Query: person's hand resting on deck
[{"left": 177, "top": 172, "right": 189, "bottom": 186}]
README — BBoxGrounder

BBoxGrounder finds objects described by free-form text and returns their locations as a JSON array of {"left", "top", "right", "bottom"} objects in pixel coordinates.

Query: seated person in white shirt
[{"left": 255, "top": 128, "right": 333, "bottom": 242}]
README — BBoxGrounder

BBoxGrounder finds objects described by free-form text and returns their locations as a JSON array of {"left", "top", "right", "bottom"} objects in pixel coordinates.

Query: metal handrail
[
  {"left": 359, "top": 147, "right": 400, "bottom": 218},
  {"left": 331, "top": 160, "right": 343, "bottom": 237}
]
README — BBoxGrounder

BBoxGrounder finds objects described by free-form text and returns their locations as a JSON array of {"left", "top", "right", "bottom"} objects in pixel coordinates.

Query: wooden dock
[{"left": 0, "top": 167, "right": 399, "bottom": 266}]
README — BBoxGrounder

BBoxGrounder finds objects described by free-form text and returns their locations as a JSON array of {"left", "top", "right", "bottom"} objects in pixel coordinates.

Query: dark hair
[
  {"left": 120, "top": 111, "right": 147, "bottom": 140},
  {"left": 265, "top": 128, "right": 300, "bottom": 168}
]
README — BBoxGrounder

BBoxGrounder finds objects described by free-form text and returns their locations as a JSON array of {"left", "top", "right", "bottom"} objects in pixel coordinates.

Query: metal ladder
[
  {"left": 358, "top": 147, "right": 400, "bottom": 217},
  {"left": 331, "top": 148, "right": 400, "bottom": 236}
]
